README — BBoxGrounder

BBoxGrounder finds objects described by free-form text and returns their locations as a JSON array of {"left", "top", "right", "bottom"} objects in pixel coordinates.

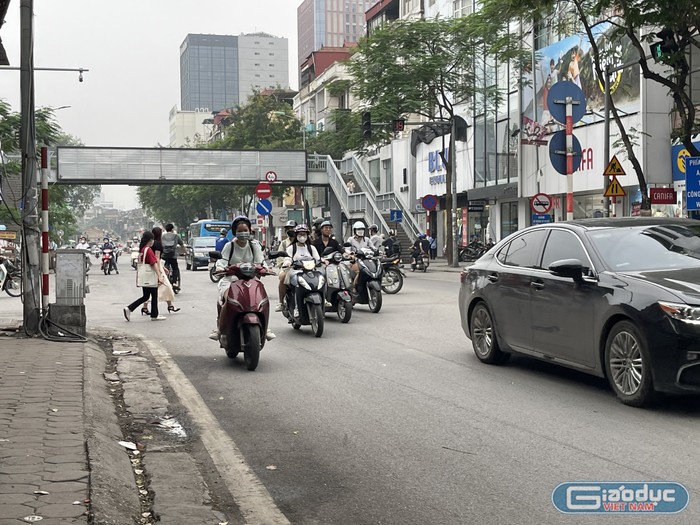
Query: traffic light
[
  {"left": 362, "top": 111, "right": 372, "bottom": 140},
  {"left": 392, "top": 119, "right": 406, "bottom": 132},
  {"left": 650, "top": 28, "right": 679, "bottom": 64}
]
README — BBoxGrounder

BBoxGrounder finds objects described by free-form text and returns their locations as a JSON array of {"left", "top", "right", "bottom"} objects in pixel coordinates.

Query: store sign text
[{"left": 428, "top": 148, "right": 449, "bottom": 185}]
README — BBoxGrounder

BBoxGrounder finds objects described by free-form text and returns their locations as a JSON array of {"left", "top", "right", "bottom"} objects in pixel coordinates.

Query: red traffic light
[{"left": 393, "top": 119, "right": 405, "bottom": 132}]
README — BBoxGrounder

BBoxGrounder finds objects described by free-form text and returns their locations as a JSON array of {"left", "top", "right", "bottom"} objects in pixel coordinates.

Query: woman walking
[
  {"left": 144, "top": 226, "right": 180, "bottom": 314},
  {"left": 123, "top": 231, "right": 166, "bottom": 321}
]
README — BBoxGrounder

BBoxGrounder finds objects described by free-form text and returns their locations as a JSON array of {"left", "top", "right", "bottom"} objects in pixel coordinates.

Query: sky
[{"left": 0, "top": 0, "right": 301, "bottom": 209}]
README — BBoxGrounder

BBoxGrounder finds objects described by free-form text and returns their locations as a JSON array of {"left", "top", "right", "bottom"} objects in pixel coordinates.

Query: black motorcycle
[
  {"left": 348, "top": 247, "right": 383, "bottom": 313},
  {"left": 282, "top": 256, "right": 326, "bottom": 337},
  {"left": 322, "top": 247, "right": 353, "bottom": 323},
  {"left": 411, "top": 252, "right": 430, "bottom": 273},
  {"left": 459, "top": 240, "right": 486, "bottom": 262},
  {"left": 380, "top": 255, "right": 404, "bottom": 294}
]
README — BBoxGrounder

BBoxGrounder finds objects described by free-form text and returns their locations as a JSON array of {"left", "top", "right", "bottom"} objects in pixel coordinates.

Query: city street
[{"left": 79, "top": 259, "right": 700, "bottom": 524}]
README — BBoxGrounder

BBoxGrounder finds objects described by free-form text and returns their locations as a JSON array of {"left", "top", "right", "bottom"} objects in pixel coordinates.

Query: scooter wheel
[{"left": 337, "top": 300, "right": 352, "bottom": 323}]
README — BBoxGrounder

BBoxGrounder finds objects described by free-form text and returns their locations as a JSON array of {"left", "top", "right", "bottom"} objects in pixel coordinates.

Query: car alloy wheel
[
  {"left": 604, "top": 320, "right": 654, "bottom": 407},
  {"left": 469, "top": 303, "right": 508, "bottom": 364}
]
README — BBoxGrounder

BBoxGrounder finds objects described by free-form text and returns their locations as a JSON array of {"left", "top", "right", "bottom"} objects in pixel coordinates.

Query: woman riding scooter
[
  {"left": 209, "top": 215, "right": 276, "bottom": 341},
  {"left": 276, "top": 224, "right": 321, "bottom": 315}
]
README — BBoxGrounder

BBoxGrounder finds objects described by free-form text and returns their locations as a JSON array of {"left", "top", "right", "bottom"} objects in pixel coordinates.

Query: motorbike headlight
[
  {"left": 297, "top": 276, "right": 312, "bottom": 290},
  {"left": 333, "top": 252, "right": 343, "bottom": 263},
  {"left": 239, "top": 263, "right": 255, "bottom": 278},
  {"left": 658, "top": 301, "right": 700, "bottom": 324},
  {"left": 302, "top": 260, "right": 316, "bottom": 271}
]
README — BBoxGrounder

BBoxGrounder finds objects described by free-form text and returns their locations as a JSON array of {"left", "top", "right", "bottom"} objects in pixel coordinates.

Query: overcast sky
[{"left": 0, "top": 0, "right": 300, "bottom": 209}]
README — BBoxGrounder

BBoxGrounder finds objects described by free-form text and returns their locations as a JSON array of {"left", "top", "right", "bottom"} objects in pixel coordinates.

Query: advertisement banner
[{"left": 522, "top": 23, "right": 640, "bottom": 145}]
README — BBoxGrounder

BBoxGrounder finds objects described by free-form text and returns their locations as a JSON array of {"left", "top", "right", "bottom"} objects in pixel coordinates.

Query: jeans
[
  {"left": 164, "top": 256, "right": 180, "bottom": 287},
  {"left": 128, "top": 287, "right": 159, "bottom": 317}
]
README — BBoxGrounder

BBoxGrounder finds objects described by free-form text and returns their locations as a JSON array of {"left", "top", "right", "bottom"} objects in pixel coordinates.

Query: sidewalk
[
  {"left": 0, "top": 311, "right": 232, "bottom": 524},
  {"left": 417, "top": 257, "right": 468, "bottom": 273}
]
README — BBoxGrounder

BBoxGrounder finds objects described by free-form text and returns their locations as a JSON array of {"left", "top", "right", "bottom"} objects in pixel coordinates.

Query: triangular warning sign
[
  {"left": 604, "top": 176, "right": 627, "bottom": 197},
  {"left": 604, "top": 155, "right": 626, "bottom": 176}
]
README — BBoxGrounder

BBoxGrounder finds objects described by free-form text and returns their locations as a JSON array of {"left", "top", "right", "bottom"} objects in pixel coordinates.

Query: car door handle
[
  {"left": 487, "top": 274, "right": 498, "bottom": 283},
  {"left": 530, "top": 280, "right": 544, "bottom": 290}
]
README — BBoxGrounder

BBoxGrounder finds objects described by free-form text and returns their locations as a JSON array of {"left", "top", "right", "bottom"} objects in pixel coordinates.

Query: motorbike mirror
[
  {"left": 209, "top": 251, "right": 222, "bottom": 260},
  {"left": 322, "top": 246, "right": 337, "bottom": 256},
  {"left": 342, "top": 242, "right": 352, "bottom": 247},
  {"left": 267, "top": 250, "right": 287, "bottom": 259}
]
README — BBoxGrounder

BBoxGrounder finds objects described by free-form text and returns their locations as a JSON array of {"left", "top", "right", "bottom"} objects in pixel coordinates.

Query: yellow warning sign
[
  {"left": 604, "top": 176, "right": 626, "bottom": 197},
  {"left": 604, "top": 155, "right": 626, "bottom": 176}
]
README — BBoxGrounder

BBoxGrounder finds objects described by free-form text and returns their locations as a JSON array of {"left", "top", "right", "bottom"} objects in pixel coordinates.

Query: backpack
[{"left": 162, "top": 233, "right": 177, "bottom": 255}]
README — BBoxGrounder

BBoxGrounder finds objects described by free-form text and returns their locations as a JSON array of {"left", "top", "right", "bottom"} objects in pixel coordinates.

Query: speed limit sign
[
  {"left": 530, "top": 193, "right": 553, "bottom": 215},
  {"left": 265, "top": 171, "right": 277, "bottom": 183}
]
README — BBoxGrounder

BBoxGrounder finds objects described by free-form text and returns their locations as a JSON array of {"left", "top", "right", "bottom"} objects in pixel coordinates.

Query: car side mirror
[{"left": 548, "top": 258, "right": 585, "bottom": 281}]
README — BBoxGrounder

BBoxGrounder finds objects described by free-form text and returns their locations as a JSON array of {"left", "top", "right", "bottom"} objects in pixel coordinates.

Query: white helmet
[{"left": 353, "top": 221, "right": 365, "bottom": 234}]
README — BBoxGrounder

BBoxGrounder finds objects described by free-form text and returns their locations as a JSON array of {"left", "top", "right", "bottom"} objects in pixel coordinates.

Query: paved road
[{"left": 85, "top": 261, "right": 700, "bottom": 524}]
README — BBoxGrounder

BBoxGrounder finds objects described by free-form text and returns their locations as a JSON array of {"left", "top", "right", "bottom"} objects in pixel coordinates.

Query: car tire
[
  {"left": 604, "top": 320, "right": 655, "bottom": 407},
  {"left": 469, "top": 302, "right": 509, "bottom": 365}
]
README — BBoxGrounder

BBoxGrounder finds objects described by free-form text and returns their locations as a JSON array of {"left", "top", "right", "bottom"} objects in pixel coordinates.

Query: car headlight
[
  {"left": 297, "top": 276, "right": 312, "bottom": 290},
  {"left": 658, "top": 301, "right": 700, "bottom": 324},
  {"left": 195, "top": 252, "right": 206, "bottom": 257}
]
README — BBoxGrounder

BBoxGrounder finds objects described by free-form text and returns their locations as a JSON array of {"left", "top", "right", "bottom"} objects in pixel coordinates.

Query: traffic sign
[
  {"left": 547, "top": 81, "right": 587, "bottom": 125},
  {"left": 256, "top": 182, "right": 272, "bottom": 199},
  {"left": 265, "top": 170, "right": 277, "bottom": 183},
  {"left": 548, "top": 130, "right": 583, "bottom": 175},
  {"left": 256, "top": 199, "right": 273, "bottom": 216},
  {"left": 686, "top": 157, "right": 700, "bottom": 210},
  {"left": 530, "top": 193, "right": 553, "bottom": 214},
  {"left": 421, "top": 194, "right": 438, "bottom": 211},
  {"left": 389, "top": 209, "right": 403, "bottom": 223},
  {"left": 604, "top": 155, "right": 626, "bottom": 177},
  {"left": 531, "top": 214, "right": 552, "bottom": 225},
  {"left": 604, "top": 176, "right": 626, "bottom": 198}
]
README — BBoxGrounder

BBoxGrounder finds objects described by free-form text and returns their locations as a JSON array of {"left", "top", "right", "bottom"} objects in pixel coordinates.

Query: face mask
[
  {"left": 297, "top": 235, "right": 308, "bottom": 243},
  {"left": 355, "top": 230, "right": 365, "bottom": 237},
  {"left": 236, "top": 232, "right": 250, "bottom": 241},
  {"left": 287, "top": 231, "right": 294, "bottom": 238}
]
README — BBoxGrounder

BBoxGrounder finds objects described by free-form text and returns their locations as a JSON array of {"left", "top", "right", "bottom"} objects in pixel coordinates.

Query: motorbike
[
  {"left": 321, "top": 248, "right": 353, "bottom": 323},
  {"left": 100, "top": 248, "right": 117, "bottom": 275},
  {"left": 209, "top": 251, "right": 224, "bottom": 283},
  {"left": 211, "top": 253, "right": 274, "bottom": 371},
  {"left": 281, "top": 256, "right": 326, "bottom": 337},
  {"left": 130, "top": 247, "right": 139, "bottom": 270},
  {"left": 459, "top": 240, "right": 487, "bottom": 262},
  {"left": 380, "top": 255, "right": 404, "bottom": 294},
  {"left": 348, "top": 247, "right": 383, "bottom": 313},
  {"left": 0, "top": 256, "right": 21, "bottom": 297},
  {"left": 411, "top": 252, "right": 430, "bottom": 273}
]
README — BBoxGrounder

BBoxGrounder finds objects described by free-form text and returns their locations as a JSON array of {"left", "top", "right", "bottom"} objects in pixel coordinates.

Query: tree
[
  {"left": 346, "top": 17, "right": 490, "bottom": 264},
  {"left": 471, "top": 0, "right": 700, "bottom": 212}
]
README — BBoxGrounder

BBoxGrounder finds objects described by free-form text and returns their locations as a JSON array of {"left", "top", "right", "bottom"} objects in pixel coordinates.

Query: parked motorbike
[
  {"left": 321, "top": 248, "right": 353, "bottom": 323},
  {"left": 209, "top": 251, "right": 224, "bottom": 283},
  {"left": 281, "top": 256, "right": 326, "bottom": 337},
  {"left": 348, "top": 247, "right": 383, "bottom": 313},
  {"left": 0, "top": 256, "right": 21, "bottom": 297},
  {"left": 211, "top": 254, "right": 274, "bottom": 371},
  {"left": 100, "top": 248, "right": 117, "bottom": 275},
  {"left": 411, "top": 252, "right": 430, "bottom": 273},
  {"left": 380, "top": 255, "right": 404, "bottom": 294},
  {"left": 459, "top": 240, "right": 488, "bottom": 262}
]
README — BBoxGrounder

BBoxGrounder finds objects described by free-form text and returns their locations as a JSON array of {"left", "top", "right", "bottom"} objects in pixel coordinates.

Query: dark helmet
[
  {"left": 369, "top": 224, "right": 379, "bottom": 232},
  {"left": 418, "top": 233, "right": 427, "bottom": 239},
  {"left": 231, "top": 215, "right": 252, "bottom": 231},
  {"left": 219, "top": 228, "right": 227, "bottom": 235},
  {"left": 388, "top": 229, "right": 396, "bottom": 236},
  {"left": 320, "top": 220, "right": 332, "bottom": 228}
]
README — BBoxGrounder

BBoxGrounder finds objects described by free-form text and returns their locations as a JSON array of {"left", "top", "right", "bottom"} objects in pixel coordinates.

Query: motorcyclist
[
  {"left": 209, "top": 215, "right": 275, "bottom": 341},
  {"left": 311, "top": 217, "right": 325, "bottom": 242},
  {"left": 99, "top": 237, "right": 118, "bottom": 274},
  {"left": 382, "top": 229, "right": 400, "bottom": 257},
  {"left": 161, "top": 224, "right": 185, "bottom": 292},
  {"left": 312, "top": 220, "right": 341, "bottom": 256},
  {"left": 346, "top": 221, "right": 373, "bottom": 292},
  {"left": 215, "top": 228, "right": 228, "bottom": 252},
  {"left": 368, "top": 224, "right": 383, "bottom": 252},
  {"left": 75, "top": 237, "right": 90, "bottom": 250},
  {"left": 411, "top": 233, "right": 430, "bottom": 269},
  {"left": 275, "top": 220, "right": 297, "bottom": 269},
  {"left": 276, "top": 224, "right": 320, "bottom": 314}
]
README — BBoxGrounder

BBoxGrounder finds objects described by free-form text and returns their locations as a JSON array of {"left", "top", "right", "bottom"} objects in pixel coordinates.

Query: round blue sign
[
  {"left": 256, "top": 199, "right": 273, "bottom": 216},
  {"left": 548, "top": 130, "right": 583, "bottom": 175},
  {"left": 421, "top": 194, "right": 438, "bottom": 211},
  {"left": 546, "top": 81, "right": 587, "bottom": 125}
]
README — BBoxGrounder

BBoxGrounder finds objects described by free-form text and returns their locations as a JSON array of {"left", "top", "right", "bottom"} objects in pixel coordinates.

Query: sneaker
[
  {"left": 123, "top": 307, "right": 131, "bottom": 322},
  {"left": 150, "top": 315, "right": 167, "bottom": 321},
  {"left": 266, "top": 330, "right": 276, "bottom": 341},
  {"left": 275, "top": 303, "right": 284, "bottom": 312},
  {"left": 209, "top": 330, "right": 219, "bottom": 341},
  {"left": 293, "top": 308, "right": 300, "bottom": 318}
]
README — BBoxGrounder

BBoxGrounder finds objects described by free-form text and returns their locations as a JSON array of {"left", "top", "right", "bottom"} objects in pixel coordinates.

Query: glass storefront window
[
  {"left": 501, "top": 201, "right": 518, "bottom": 238},
  {"left": 573, "top": 193, "right": 606, "bottom": 219}
]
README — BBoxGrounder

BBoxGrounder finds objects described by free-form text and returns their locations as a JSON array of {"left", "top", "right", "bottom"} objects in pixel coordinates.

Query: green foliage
[{"left": 306, "top": 109, "right": 364, "bottom": 159}]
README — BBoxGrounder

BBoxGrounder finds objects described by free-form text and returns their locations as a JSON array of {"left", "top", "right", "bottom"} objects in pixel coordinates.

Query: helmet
[
  {"left": 388, "top": 229, "right": 395, "bottom": 236},
  {"left": 295, "top": 224, "right": 310, "bottom": 234},
  {"left": 418, "top": 233, "right": 427, "bottom": 239},
  {"left": 352, "top": 221, "right": 365, "bottom": 233},
  {"left": 231, "top": 215, "right": 252, "bottom": 231},
  {"left": 220, "top": 228, "right": 227, "bottom": 235},
  {"left": 369, "top": 224, "right": 379, "bottom": 232},
  {"left": 313, "top": 217, "right": 324, "bottom": 228},
  {"left": 285, "top": 220, "right": 298, "bottom": 229},
  {"left": 320, "top": 220, "right": 332, "bottom": 228}
]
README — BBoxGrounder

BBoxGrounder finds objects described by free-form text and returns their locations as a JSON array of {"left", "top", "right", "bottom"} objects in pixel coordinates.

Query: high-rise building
[
  {"left": 180, "top": 33, "right": 289, "bottom": 112},
  {"left": 297, "top": 0, "right": 378, "bottom": 67}
]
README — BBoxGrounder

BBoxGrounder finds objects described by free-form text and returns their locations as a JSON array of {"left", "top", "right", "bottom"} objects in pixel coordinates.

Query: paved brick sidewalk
[{"left": 0, "top": 338, "right": 90, "bottom": 524}]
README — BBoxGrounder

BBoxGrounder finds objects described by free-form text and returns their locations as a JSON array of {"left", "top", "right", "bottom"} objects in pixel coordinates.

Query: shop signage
[
  {"left": 0, "top": 230, "right": 18, "bottom": 240},
  {"left": 462, "top": 208, "right": 468, "bottom": 246},
  {"left": 468, "top": 203, "right": 484, "bottom": 212},
  {"left": 649, "top": 188, "right": 677, "bottom": 204},
  {"left": 685, "top": 157, "right": 700, "bottom": 211}
]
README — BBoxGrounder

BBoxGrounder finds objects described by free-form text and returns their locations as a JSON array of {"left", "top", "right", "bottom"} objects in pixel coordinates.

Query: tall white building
[{"left": 168, "top": 106, "right": 212, "bottom": 148}]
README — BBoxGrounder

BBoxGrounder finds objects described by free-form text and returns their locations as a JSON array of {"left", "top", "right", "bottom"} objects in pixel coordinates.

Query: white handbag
[{"left": 136, "top": 248, "right": 158, "bottom": 288}]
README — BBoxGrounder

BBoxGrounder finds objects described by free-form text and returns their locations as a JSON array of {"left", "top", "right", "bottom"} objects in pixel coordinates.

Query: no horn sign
[{"left": 530, "top": 193, "right": 553, "bottom": 215}]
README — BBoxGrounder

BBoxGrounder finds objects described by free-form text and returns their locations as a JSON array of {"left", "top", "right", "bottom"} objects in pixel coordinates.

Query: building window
[
  {"left": 501, "top": 202, "right": 519, "bottom": 239},
  {"left": 453, "top": 0, "right": 473, "bottom": 18}
]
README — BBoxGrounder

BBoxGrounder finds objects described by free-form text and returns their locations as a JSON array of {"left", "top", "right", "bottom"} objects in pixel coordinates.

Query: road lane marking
[{"left": 141, "top": 338, "right": 291, "bottom": 525}]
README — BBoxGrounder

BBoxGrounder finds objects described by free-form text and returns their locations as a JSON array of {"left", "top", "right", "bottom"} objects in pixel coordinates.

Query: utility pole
[
  {"left": 603, "top": 65, "right": 611, "bottom": 217},
  {"left": 450, "top": 119, "right": 458, "bottom": 268},
  {"left": 20, "top": 0, "right": 41, "bottom": 334}
]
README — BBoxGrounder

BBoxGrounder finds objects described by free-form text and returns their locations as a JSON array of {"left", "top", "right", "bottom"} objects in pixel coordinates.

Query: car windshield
[
  {"left": 588, "top": 224, "right": 700, "bottom": 271},
  {"left": 193, "top": 238, "right": 217, "bottom": 248}
]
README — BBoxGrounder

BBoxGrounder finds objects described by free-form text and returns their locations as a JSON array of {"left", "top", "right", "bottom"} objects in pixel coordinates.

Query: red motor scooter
[{"left": 214, "top": 255, "right": 273, "bottom": 371}]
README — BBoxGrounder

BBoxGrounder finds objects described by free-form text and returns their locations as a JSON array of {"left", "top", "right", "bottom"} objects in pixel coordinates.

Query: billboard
[{"left": 522, "top": 23, "right": 640, "bottom": 145}]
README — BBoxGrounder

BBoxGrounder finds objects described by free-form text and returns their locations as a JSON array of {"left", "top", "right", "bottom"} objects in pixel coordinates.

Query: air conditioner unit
[{"left": 399, "top": 185, "right": 409, "bottom": 192}]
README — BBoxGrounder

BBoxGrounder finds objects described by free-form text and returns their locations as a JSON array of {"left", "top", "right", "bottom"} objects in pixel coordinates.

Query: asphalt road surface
[{"left": 85, "top": 258, "right": 700, "bottom": 525}]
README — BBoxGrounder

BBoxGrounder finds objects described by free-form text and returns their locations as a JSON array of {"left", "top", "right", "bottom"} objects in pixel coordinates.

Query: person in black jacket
[{"left": 312, "top": 220, "right": 341, "bottom": 256}]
